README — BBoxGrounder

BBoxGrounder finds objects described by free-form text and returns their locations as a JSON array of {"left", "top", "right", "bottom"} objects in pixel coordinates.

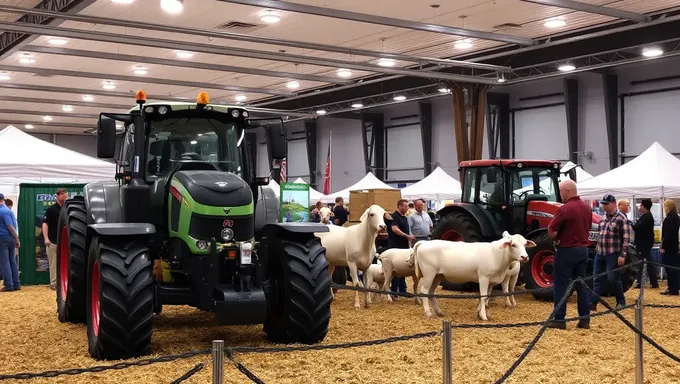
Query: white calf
[
  {"left": 376, "top": 248, "right": 421, "bottom": 305},
  {"left": 319, "top": 206, "right": 334, "bottom": 224},
  {"left": 413, "top": 231, "right": 535, "bottom": 320},
  {"left": 486, "top": 261, "right": 520, "bottom": 308},
  {"left": 364, "top": 261, "right": 388, "bottom": 302},
  {"left": 314, "top": 205, "right": 391, "bottom": 308}
]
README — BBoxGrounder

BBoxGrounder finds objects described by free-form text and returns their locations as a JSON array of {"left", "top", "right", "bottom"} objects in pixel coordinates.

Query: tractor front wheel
[
  {"left": 56, "top": 199, "right": 88, "bottom": 324},
  {"left": 264, "top": 234, "right": 332, "bottom": 344},
  {"left": 432, "top": 212, "right": 484, "bottom": 291},
  {"left": 522, "top": 232, "right": 556, "bottom": 302},
  {"left": 86, "top": 236, "right": 154, "bottom": 360}
]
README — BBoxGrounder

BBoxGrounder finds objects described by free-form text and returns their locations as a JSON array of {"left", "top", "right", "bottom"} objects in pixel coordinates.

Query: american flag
[
  {"left": 279, "top": 158, "right": 287, "bottom": 182},
  {"left": 323, "top": 132, "right": 331, "bottom": 195}
]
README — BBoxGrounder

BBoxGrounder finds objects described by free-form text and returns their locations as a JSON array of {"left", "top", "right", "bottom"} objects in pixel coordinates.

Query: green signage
[{"left": 279, "top": 182, "right": 310, "bottom": 222}]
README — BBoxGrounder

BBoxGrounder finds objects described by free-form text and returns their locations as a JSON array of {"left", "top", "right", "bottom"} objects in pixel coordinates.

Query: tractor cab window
[
  {"left": 146, "top": 117, "right": 243, "bottom": 178},
  {"left": 510, "top": 167, "right": 559, "bottom": 204},
  {"left": 479, "top": 167, "right": 504, "bottom": 206}
]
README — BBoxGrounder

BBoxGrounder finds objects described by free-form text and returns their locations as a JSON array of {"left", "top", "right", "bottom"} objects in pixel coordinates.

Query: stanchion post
[
  {"left": 442, "top": 320, "right": 452, "bottom": 384},
  {"left": 212, "top": 340, "right": 224, "bottom": 384},
  {"left": 635, "top": 299, "right": 643, "bottom": 384}
]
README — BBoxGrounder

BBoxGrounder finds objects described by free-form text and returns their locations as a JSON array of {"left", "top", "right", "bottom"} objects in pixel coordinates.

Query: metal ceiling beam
[
  {"left": 0, "top": 5, "right": 511, "bottom": 72},
  {"left": 520, "top": 0, "right": 650, "bottom": 23},
  {"left": 220, "top": 0, "right": 536, "bottom": 46},
  {"left": 0, "top": 64, "right": 291, "bottom": 96},
  {"left": 0, "top": 94, "right": 129, "bottom": 109},
  {"left": 0, "top": 22, "right": 499, "bottom": 84},
  {"left": 0, "top": 119, "right": 91, "bottom": 129},
  {"left": 22, "top": 45, "right": 348, "bottom": 85},
  {"left": 0, "top": 108, "right": 97, "bottom": 119}
]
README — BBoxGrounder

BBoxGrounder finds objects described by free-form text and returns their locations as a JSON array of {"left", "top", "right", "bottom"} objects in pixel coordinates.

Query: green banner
[
  {"left": 35, "top": 188, "right": 83, "bottom": 272},
  {"left": 279, "top": 182, "right": 310, "bottom": 222}
]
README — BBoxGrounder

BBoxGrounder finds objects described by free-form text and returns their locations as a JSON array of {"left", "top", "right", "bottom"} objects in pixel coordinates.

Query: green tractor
[{"left": 56, "top": 91, "right": 333, "bottom": 360}]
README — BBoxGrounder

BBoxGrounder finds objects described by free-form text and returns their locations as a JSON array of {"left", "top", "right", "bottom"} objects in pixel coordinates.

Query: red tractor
[{"left": 431, "top": 159, "right": 638, "bottom": 301}]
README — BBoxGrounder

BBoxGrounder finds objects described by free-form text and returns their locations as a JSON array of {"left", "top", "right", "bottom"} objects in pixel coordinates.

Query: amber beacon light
[
  {"left": 136, "top": 90, "right": 147, "bottom": 103},
  {"left": 197, "top": 92, "right": 209, "bottom": 105}
]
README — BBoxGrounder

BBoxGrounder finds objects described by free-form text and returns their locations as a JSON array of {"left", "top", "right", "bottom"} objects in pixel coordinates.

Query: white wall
[{"left": 316, "top": 117, "right": 365, "bottom": 191}]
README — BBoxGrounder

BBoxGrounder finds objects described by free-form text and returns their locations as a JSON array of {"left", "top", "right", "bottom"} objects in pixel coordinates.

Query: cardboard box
[{"left": 349, "top": 189, "right": 402, "bottom": 221}]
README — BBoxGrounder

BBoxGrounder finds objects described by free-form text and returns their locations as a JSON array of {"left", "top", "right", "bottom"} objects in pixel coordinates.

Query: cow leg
[
  {"left": 486, "top": 284, "right": 494, "bottom": 307},
  {"left": 382, "top": 263, "right": 394, "bottom": 303},
  {"left": 477, "top": 276, "right": 491, "bottom": 321},
  {"left": 509, "top": 273, "right": 519, "bottom": 307},
  {"left": 502, "top": 277, "right": 512, "bottom": 307},
  {"left": 363, "top": 268, "right": 371, "bottom": 308},
  {"left": 419, "top": 273, "right": 436, "bottom": 318},
  {"left": 412, "top": 275, "right": 421, "bottom": 305},
  {"left": 430, "top": 275, "right": 445, "bottom": 317},
  {"left": 329, "top": 264, "right": 336, "bottom": 299},
  {"left": 347, "top": 262, "right": 362, "bottom": 309}
]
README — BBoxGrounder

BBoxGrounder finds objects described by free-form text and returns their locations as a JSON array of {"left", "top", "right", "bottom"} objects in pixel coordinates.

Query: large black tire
[
  {"left": 86, "top": 236, "right": 154, "bottom": 360},
  {"left": 56, "top": 198, "right": 88, "bottom": 323},
  {"left": 522, "top": 232, "right": 556, "bottom": 302},
  {"left": 431, "top": 212, "right": 484, "bottom": 291},
  {"left": 264, "top": 234, "right": 332, "bottom": 344}
]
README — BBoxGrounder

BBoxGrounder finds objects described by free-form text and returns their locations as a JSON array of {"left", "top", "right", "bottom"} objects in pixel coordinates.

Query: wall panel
[{"left": 513, "top": 105, "right": 569, "bottom": 161}]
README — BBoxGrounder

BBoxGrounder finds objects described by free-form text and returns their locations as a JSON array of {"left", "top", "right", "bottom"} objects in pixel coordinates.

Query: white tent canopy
[
  {"left": 292, "top": 177, "right": 324, "bottom": 202},
  {"left": 400, "top": 167, "right": 462, "bottom": 201},
  {"left": 266, "top": 179, "right": 280, "bottom": 198},
  {"left": 320, "top": 172, "right": 394, "bottom": 203},
  {"left": 560, "top": 161, "right": 594, "bottom": 183},
  {"left": 0, "top": 125, "right": 115, "bottom": 185},
  {"left": 577, "top": 142, "right": 680, "bottom": 199}
]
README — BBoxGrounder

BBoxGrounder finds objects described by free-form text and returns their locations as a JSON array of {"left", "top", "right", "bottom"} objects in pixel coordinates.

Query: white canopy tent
[
  {"left": 266, "top": 179, "right": 280, "bottom": 198},
  {"left": 292, "top": 177, "right": 324, "bottom": 202},
  {"left": 0, "top": 125, "right": 116, "bottom": 186},
  {"left": 400, "top": 167, "right": 462, "bottom": 201},
  {"left": 577, "top": 142, "right": 680, "bottom": 199},
  {"left": 320, "top": 172, "right": 394, "bottom": 203},
  {"left": 560, "top": 161, "right": 594, "bottom": 182}
]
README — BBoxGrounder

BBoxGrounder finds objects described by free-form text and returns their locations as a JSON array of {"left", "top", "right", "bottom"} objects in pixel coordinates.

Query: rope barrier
[
  {"left": 226, "top": 350, "right": 267, "bottom": 384},
  {"left": 169, "top": 362, "right": 206, "bottom": 384}
]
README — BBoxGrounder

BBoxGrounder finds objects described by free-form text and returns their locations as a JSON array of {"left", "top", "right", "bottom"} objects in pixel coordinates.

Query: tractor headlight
[
  {"left": 220, "top": 228, "right": 234, "bottom": 241},
  {"left": 240, "top": 242, "right": 252, "bottom": 265},
  {"left": 158, "top": 106, "right": 169, "bottom": 115},
  {"left": 196, "top": 240, "right": 208, "bottom": 250},
  {"left": 231, "top": 110, "right": 240, "bottom": 118},
  {"left": 144, "top": 106, "right": 154, "bottom": 113},
  {"left": 242, "top": 111, "right": 249, "bottom": 117}
]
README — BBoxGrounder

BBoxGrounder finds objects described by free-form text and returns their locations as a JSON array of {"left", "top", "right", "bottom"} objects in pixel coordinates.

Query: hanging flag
[
  {"left": 279, "top": 158, "right": 287, "bottom": 182},
  {"left": 323, "top": 132, "right": 332, "bottom": 195}
]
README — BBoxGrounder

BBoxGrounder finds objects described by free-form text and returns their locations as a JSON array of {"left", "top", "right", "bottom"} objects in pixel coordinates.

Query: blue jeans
[
  {"left": 390, "top": 277, "right": 407, "bottom": 293},
  {"left": 553, "top": 247, "right": 590, "bottom": 321},
  {"left": 0, "top": 236, "right": 20, "bottom": 290},
  {"left": 592, "top": 252, "right": 625, "bottom": 306}
]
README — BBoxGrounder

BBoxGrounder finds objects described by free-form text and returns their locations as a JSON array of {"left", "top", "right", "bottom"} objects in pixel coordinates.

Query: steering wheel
[
  {"left": 178, "top": 152, "right": 202, "bottom": 161},
  {"left": 513, "top": 190, "right": 531, "bottom": 201}
]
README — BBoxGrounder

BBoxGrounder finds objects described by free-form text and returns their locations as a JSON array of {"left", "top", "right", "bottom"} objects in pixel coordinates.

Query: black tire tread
[
  {"left": 522, "top": 232, "right": 555, "bottom": 302},
  {"left": 56, "top": 200, "right": 88, "bottom": 323},
  {"left": 88, "top": 237, "right": 154, "bottom": 360},
  {"left": 265, "top": 236, "right": 332, "bottom": 344}
]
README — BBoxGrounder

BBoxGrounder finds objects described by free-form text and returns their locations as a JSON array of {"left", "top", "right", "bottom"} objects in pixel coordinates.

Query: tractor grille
[{"left": 188, "top": 213, "right": 254, "bottom": 242}]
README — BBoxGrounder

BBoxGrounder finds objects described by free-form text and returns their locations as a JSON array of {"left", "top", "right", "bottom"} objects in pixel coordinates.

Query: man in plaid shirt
[{"left": 591, "top": 194, "right": 630, "bottom": 310}]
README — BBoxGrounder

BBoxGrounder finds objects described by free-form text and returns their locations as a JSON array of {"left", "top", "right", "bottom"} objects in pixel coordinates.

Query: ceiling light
[
  {"left": 24, "top": 124, "right": 34, "bottom": 129},
  {"left": 160, "top": 0, "right": 183, "bottom": 14},
  {"left": 18, "top": 53, "right": 35, "bottom": 64},
  {"left": 102, "top": 81, "right": 116, "bottom": 90},
  {"left": 377, "top": 58, "right": 396, "bottom": 67},
  {"left": 42, "top": 116, "right": 53, "bottom": 122},
  {"left": 558, "top": 63, "right": 576, "bottom": 72},
  {"left": 351, "top": 103, "right": 363, "bottom": 108},
  {"left": 260, "top": 10, "right": 281, "bottom": 23},
  {"left": 337, "top": 68, "right": 352, "bottom": 78},
  {"left": 497, "top": 77, "right": 506, "bottom": 83},
  {"left": 190, "top": 140, "right": 198, "bottom": 145},
  {"left": 174, "top": 50, "right": 193, "bottom": 59},
  {"left": 0, "top": 72, "right": 10, "bottom": 81},
  {"left": 286, "top": 80, "right": 300, "bottom": 89},
  {"left": 133, "top": 65, "right": 148, "bottom": 75},
  {"left": 544, "top": 16, "right": 566, "bottom": 28},
  {"left": 642, "top": 47, "right": 664, "bottom": 58},
  {"left": 438, "top": 87, "right": 451, "bottom": 93},
  {"left": 234, "top": 95, "right": 247, "bottom": 102},
  {"left": 393, "top": 95, "right": 407, "bottom": 101},
  {"left": 82, "top": 95, "right": 94, "bottom": 102},
  {"left": 316, "top": 109, "right": 327, "bottom": 115},
  {"left": 454, "top": 39, "right": 473, "bottom": 49},
  {"left": 47, "top": 37, "right": 68, "bottom": 45},
  {"left": 62, "top": 105, "right": 73, "bottom": 112}
]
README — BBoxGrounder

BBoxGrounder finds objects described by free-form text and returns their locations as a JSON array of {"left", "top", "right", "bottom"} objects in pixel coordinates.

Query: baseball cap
[
  {"left": 0, "top": 193, "right": 4, "bottom": 200},
  {"left": 600, "top": 194, "right": 616, "bottom": 204}
]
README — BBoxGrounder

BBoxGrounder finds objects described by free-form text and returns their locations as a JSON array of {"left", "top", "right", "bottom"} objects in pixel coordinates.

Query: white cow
[
  {"left": 315, "top": 205, "right": 391, "bottom": 308},
  {"left": 486, "top": 260, "right": 520, "bottom": 308},
  {"left": 363, "top": 260, "right": 388, "bottom": 302},
  {"left": 319, "top": 206, "right": 334, "bottom": 224},
  {"left": 413, "top": 231, "right": 535, "bottom": 320},
  {"left": 376, "top": 248, "right": 421, "bottom": 305}
]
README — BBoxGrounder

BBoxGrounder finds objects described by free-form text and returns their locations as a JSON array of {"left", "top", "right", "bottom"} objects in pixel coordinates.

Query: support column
[
  {"left": 304, "top": 120, "right": 318, "bottom": 189},
  {"left": 602, "top": 73, "right": 619, "bottom": 169},
  {"left": 361, "top": 113, "right": 385, "bottom": 180},
  {"left": 451, "top": 84, "right": 469, "bottom": 167},
  {"left": 469, "top": 84, "right": 490, "bottom": 160},
  {"left": 486, "top": 92, "right": 510, "bottom": 159},
  {"left": 564, "top": 78, "right": 579, "bottom": 164},
  {"left": 450, "top": 83, "right": 490, "bottom": 179},
  {"left": 497, "top": 93, "right": 511, "bottom": 159},
  {"left": 418, "top": 102, "right": 433, "bottom": 176}
]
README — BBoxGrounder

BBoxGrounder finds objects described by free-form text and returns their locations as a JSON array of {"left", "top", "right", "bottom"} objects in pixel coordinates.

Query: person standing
[
  {"left": 332, "top": 196, "right": 349, "bottom": 226},
  {"left": 591, "top": 194, "right": 630, "bottom": 310},
  {"left": 660, "top": 199, "right": 680, "bottom": 296},
  {"left": 42, "top": 188, "right": 68, "bottom": 291},
  {"left": 633, "top": 198, "right": 658, "bottom": 289},
  {"left": 408, "top": 198, "right": 433, "bottom": 243},
  {"left": 0, "top": 194, "right": 20, "bottom": 292},
  {"left": 386, "top": 199, "right": 415, "bottom": 296},
  {"left": 546, "top": 180, "right": 592, "bottom": 329}
]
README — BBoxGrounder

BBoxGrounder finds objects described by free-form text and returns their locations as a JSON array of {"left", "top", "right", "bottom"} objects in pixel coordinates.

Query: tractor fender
[
  {"left": 436, "top": 203, "right": 499, "bottom": 238},
  {"left": 83, "top": 181, "right": 123, "bottom": 225},
  {"left": 255, "top": 185, "right": 280, "bottom": 232},
  {"left": 88, "top": 223, "right": 156, "bottom": 237},
  {"left": 526, "top": 227, "right": 548, "bottom": 240},
  {"left": 261, "top": 222, "right": 329, "bottom": 236}
]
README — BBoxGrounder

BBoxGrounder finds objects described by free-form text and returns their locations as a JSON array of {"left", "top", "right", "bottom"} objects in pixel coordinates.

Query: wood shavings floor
[{"left": 1, "top": 283, "right": 679, "bottom": 384}]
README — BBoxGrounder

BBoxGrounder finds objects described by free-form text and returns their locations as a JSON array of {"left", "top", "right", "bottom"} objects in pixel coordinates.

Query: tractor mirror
[
  {"left": 266, "top": 120, "right": 287, "bottom": 160},
  {"left": 96, "top": 115, "right": 117, "bottom": 159},
  {"left": 485, "top": 168, "right": 498, "bottom": 183},
  {"left": 255, "top": 176, "right": 270, "bottom": 186}
]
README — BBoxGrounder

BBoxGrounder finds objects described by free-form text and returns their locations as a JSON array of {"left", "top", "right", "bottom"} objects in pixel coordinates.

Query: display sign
[
  {"left": 279, "top": 182, "right": 310, "bottom": 222},
  {"left": 35, "top": 188, "right": 83, "bottom": 272}
]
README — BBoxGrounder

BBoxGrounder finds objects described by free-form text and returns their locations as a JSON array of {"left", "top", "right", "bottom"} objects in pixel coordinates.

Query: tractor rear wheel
[
  {"left": 56, "top": 199, "right": 88, "bottom": 323},
  {"left": 522, "top": 232, "right": 556, "bottom": 302},
  {"left": 264, "top": 234, "right": 332, "bottom": 344},
  {"left": 431, "top": 212, "right": 484, "bottom": 291},
  {"left": 86, "top": 236, "right": 154, "bottom": 360}
]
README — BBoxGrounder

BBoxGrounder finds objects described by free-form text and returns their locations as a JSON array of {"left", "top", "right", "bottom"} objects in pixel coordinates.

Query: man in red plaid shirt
[{"left": 591, "top": 194, "right": 630, "bottom": 310}]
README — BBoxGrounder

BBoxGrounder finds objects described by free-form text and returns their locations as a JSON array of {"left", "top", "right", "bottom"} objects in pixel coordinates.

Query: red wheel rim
[
  {"left": 441, "top": 230, "right": 463, "bottom": 242},
  {"left": 91, "top": 261, "right": 101, "bottom": 336},
  {"left": 59, "top": 225, "right": 69, "bottom": 300},
  {"left": 531, "top": 250, "right": 554, "bottom": 288}
]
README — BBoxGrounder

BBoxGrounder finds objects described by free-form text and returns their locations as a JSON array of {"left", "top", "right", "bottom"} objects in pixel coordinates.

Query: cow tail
[{"left": 413, "top": 241, "right": 423, "bottom": 280}]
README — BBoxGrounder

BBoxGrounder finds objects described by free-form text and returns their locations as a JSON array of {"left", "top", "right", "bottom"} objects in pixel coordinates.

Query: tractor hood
[
  {"left": 172, "top": 170, "right": 253, "bottom": 208},
  {"left": 527, "top": 200, "right": 601, "bottom": 226}
]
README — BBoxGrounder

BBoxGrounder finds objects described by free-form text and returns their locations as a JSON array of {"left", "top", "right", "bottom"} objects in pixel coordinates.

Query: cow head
[
  {"left": 360, "top": 204, "right": 389, "bottom": 232},
  {"left": 499, "top": 231, "right": 535, "bottom": 263},
  {"left": 319, "top": 206, "right": 334, "bottom": 224}
]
